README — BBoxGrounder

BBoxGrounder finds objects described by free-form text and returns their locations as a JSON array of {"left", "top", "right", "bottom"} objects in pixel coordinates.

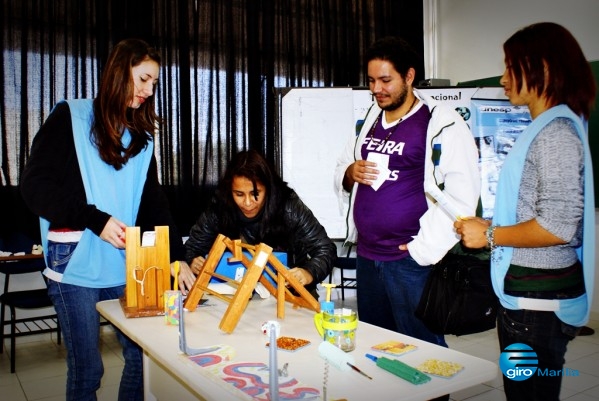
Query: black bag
[{"left": 415, "top": 252, "right": 498, "bottom": 336}]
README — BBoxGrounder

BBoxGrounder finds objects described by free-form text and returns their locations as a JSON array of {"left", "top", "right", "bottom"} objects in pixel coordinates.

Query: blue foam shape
[{"left": 210, "top": 250, "right": 288, "bottom": 286}]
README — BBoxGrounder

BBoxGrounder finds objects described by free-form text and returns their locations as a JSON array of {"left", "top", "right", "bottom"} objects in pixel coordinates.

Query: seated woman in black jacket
[{"left": 182, "top": 150, "right": 336, "bottom": 297}]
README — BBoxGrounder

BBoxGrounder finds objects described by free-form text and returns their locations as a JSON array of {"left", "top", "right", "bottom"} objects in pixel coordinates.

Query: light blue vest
[
  {"left": 491, "top": 105, "right": 595, "bottom": 327},
  {"left": 41, "top": 99, "right": 153, "bottom": 287}
]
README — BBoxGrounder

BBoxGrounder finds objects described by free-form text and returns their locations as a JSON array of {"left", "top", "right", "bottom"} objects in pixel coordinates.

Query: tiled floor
[
  {"left": 0, "top": 323, "right": 124, "bottom": 401},
  {"left": 1, "top": 300, "right": 599, "bottom": 401}
]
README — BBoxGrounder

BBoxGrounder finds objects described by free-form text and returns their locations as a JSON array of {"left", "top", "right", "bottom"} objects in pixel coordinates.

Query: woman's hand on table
[
  {"left": 287, "top": 267, "right": 313, "bottom": 286},
  {"left": 174, "top": 261, "right": 197, "bottom": 295}
]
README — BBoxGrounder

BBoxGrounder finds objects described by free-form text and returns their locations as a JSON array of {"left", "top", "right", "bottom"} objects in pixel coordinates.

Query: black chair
[
  {"left": 329, "top": 245, "right": 357, "bottom": 301},
  {"left": 0, "top": 256, "right": 61, "bottom": 373}
]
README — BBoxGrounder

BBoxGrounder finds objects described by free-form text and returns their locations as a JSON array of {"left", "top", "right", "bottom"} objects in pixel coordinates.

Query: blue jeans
[
  {"left": 356, "top": 255, "right": 447, "bottom": 347},
  {"left": 46, "top": 241, "right": 143, "bottom": 401},
  {"left": 497, "top": 305, "right": 578, "bottom": 401}
]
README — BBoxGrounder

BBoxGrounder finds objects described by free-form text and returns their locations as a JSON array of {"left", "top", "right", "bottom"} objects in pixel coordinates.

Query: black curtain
[{"left": 1, "top": 0, "right": 423, "bottom": 235}]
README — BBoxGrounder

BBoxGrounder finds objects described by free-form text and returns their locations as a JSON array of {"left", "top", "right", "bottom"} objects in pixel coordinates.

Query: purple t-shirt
[{"left": 354, "top": 105, "right": 431, "bottom": 261}]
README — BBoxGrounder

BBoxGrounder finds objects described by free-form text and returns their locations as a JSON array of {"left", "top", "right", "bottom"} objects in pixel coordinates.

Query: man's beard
[{"left": 379, "top": 83, "right": 408, "bottom": 112}]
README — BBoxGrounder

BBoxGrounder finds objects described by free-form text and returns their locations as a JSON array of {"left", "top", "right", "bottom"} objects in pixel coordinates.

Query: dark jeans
[
  {"left": 46, "top": 241, "right": 144, "bottom": 401},
  {"left": 497, "top": 305, "right": 578, "bottom": 401},
  {"left": 356, "top": 255, "right": 447, "bottom": 346}
]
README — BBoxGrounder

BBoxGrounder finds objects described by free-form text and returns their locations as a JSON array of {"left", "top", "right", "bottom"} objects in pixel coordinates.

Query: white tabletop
[{"left": 97, "top": 296, "right": 498, "bottom": 401}]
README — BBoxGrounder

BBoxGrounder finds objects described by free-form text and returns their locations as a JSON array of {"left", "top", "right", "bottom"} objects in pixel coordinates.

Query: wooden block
[
  {"left": 268, "top": 254, "right": 320, "bottom": 313},
  {"left": 230, "top": 239, "right": 243, "bottom": 262},
  {"left": 121, "top": 226, "right": 171, "bottom": 317},
  {"left": 184, "top": 234, "right": 227, "bottom": 311},
  {"left": 277, "top": 272, "right": 285, "bottom": 318},
  {"left": 219, "top": 242, "right": 272, "bottom": 333},
  {"left": 184, "top": 234, "right": 321, "bottom": 333}
]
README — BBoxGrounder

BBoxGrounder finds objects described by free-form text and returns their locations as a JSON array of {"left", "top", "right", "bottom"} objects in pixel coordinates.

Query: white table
[{"left": 97, "top": 296, "right": 498, "bottom": 401}]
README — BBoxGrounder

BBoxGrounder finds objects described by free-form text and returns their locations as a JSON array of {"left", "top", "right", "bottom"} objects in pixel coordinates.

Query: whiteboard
[
  {"left": 281, "top": 88, "right": 359, "bottom": 239},
  {"left": 280, "top": 87, "right": 496, "bottom": 240}
]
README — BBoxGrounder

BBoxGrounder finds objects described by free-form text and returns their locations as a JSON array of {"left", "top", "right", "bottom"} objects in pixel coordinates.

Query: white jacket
[{"left": 334, "top": 88, "right": 481, "bottom": 266}]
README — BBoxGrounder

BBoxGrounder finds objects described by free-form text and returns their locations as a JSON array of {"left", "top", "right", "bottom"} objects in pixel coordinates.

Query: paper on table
[
  {"left": 371, "top": 340, "right": 418, "bottom": 356},
  {"left": 366, "top": 152, "right": 390, "bottom": 191},
  {"left": 188, "top": 345, "right": 321, "bottom": 399}
]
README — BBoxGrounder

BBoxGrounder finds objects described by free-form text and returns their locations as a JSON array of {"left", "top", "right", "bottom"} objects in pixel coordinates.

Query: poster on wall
[{"left": 470, "top": 98, "right": 532, "bottom": 219}]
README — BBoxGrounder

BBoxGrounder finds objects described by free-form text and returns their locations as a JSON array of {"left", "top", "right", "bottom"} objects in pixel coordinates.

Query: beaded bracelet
[{"left": 485, "top": 225, "right": 497, "bottom": 251}]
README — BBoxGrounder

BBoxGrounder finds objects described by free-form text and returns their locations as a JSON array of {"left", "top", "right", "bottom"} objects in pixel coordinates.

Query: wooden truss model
[
  {"left": 120, "top": 226, "right": 171, "bottom": 318},
  {"left": 184, "top": 234, "right": 320, "bottom": 333}
]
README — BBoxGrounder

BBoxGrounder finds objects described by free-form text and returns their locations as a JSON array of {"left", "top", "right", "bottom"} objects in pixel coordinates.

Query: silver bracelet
[{"left": 485, "top": 225, "right": 497, "bottom": 251}]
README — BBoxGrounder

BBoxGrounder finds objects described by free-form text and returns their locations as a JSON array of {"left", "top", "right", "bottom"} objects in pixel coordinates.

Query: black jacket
[{"left": 185, "top": 192, "right": 336, "bottom": 292}]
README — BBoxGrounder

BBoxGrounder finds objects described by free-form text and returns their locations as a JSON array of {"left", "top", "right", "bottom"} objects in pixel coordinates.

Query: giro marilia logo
[
  {"left": 499, "top": 343, "right": 538, "bottom": 381},
  {"left": 500, "top": 343, "right": 579, "bottom": 380}
]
